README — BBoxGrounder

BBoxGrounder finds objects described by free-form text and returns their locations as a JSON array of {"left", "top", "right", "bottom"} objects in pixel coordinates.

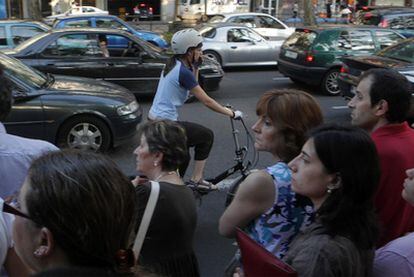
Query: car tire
[
  {"left": 203, "top": 51, "right": 222, "bottom": 66},
  {"left": 57, "top": 115, "right": 111, "bottom": 152},
  {"left": 322, "top": 69, "right": 341, "bottom": 96}
]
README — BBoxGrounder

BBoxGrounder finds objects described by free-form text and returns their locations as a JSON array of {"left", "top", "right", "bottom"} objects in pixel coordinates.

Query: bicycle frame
[{"left": 207, "top": 117, "right": 252, "bottom": 185}]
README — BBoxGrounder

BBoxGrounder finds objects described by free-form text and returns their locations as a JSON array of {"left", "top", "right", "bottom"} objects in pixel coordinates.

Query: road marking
[
  {"left": 272, "top": 77, "right": 290, "bottom": 81},
  {"left": 332, "top": 106, "right": 349, "bottom": 109}
]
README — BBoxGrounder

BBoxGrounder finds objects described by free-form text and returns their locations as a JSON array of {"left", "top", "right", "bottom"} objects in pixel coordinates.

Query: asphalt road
[{"left": 108, "top": 68, "right": 351, "bottom": 276}]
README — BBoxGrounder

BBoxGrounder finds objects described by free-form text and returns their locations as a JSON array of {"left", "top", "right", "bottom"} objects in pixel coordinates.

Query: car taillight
[
  {"left": 149, "top": 7, "right": 153, "bottom": 14},
  {"left": 306, "top": 53, "right": 314, "bottom": 62},
  {"left": 340, "top": 65, "right": 349, "bottom": 73},
  {"left": 140, "top": 3, "right": 146, "bottom": 7},
  {"left": 380, "top": 19, "right": 388, "bottom": 28}
]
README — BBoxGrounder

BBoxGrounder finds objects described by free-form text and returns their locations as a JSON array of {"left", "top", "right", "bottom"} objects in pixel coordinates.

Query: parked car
[
  {"left": 53, "top": 15, "right": 169, "bottom": 49},
  {"left": 133, "top": 3, "right": 154, "bottom": 20},
  {"left": 0, "top": 20, "right": 50, "bottom": 49},
  {"left": 199, "top": 23, "right": 282, "bottom": 67},
  {"left": 355, "top": 6, "right": 414, "bottom": 38},
  {"left": 277, "top": 26, "right": 405, "bottom": 95},
  {"left": 47, "top": 6, "right": 109, "bottom": 20},
  {"left": 338, "top": 38, "right": 414, "bottom": 99},
  {"left": 0, "top": 51, "right": 142, "bottom": 152},
  {"left": 207, "top": 12, "right": 294, "bottom": 40},
  {"left": 5, "top": 28, "right": 223, "bottom": 97}
]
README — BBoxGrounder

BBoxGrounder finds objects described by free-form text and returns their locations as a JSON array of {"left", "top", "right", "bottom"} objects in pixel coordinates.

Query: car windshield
[
  {"left": 377, "top": 40, "right": 414, "bottom": 63},
  {"left": 14, "top": 32, "right": 49, "bottom": 52},
  {"left": 283, "top": 30, "right": 317, "bottom": 51},
  {"left": 0, "top": 53, "right": 46, "bottom": 88},
  {"left": 208, "top": 15, "right": 225, "bottom": 23}
]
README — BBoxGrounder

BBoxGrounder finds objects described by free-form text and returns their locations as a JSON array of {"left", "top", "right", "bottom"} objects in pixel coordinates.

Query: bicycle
[{"left": 190, "top": 112, "right": 259, "bottom": 206}]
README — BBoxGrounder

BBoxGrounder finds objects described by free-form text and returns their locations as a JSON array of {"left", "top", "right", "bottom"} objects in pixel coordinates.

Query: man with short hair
[
  {"left": 348, "top": 68, "right": 414, "bottom": 246},
  {"left": 0, "top": 68, "right": 58, "bottom": 199}
]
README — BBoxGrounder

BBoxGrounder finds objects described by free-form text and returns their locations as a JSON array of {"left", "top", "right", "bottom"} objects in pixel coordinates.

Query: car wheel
[
  {"left": 203, "top": 51, "right": 222, "bottom": 66},
  {"left": 322, "top": 69, "right": 341, "bottom": 96},
  {"left": 57, "top": 116, "right": 111, "bottom": 152}
]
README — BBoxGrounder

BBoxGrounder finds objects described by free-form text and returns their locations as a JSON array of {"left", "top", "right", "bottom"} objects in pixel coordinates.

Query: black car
[
  {"left": 338, "top": 38, "right": 414, "bottom": 99},
  {"left": 278, "top": 26, "right": 405, "bottom": 95},
  {"left": 5, "top": 28, "right": 224, "bottom": 98},
  {"left": 356, "top": 6, "right": 414, "bottom": 38},
  {"left": 1, "top": 52, "right": 142, "bottom": 152}
]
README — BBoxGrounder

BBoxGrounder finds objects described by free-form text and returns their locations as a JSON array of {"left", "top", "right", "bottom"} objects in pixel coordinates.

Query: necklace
[{"left": 154, "top": 170, "right": 178, "bottom": 182}]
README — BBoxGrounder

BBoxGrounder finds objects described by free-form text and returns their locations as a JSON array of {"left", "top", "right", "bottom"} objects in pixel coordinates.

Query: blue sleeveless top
[{"left": 245, "top": 162, "right": 313, "bottom": 258}]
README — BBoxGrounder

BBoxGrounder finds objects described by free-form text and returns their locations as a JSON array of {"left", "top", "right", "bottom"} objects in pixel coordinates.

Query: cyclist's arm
[
  {"left": 191, "top": 85, "right": 233, "bottom": 117},
  {"left": 219, "top": 170, "right": 276, "bottom": 238}
]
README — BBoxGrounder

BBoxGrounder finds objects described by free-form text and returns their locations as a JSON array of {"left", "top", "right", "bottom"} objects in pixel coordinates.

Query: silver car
[{"left": 200, "top": 23, "right": 283, "bottom": 67}]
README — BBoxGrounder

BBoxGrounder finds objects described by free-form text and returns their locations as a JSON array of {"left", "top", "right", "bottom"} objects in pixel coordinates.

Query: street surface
[{"left": 108, "top": 68, "right": 351, "bottom": 276}]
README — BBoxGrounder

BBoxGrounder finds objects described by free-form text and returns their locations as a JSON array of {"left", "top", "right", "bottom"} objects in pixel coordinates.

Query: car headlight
[{"left": 117, "top": 101, "right": 139, "bottom": 116}]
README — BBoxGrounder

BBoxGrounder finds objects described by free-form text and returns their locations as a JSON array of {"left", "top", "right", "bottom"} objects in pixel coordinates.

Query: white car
[
  {"left": 200, "top": 23, "right": 283, "bottom": 67},
  {"left": 47, "top": 6, "right": 109, "bottom": 20},
  {"left": 208, "top": 12, "right": 294, "bottom": 40}
]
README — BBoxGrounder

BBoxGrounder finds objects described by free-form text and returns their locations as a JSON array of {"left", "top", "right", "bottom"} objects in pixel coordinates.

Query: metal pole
[{"left": 276, "top": 0, "right": 279, "bottom": 17}]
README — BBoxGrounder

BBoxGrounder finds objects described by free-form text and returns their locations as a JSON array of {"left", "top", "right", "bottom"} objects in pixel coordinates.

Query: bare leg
[{"left": 191, "top": 159, "right": 207, "bottom": 182}]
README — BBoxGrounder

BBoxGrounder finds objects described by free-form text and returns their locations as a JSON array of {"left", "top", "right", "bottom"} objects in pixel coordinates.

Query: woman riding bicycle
[{"left": 148, "top": 28, "right": 242, "bottom": 191}]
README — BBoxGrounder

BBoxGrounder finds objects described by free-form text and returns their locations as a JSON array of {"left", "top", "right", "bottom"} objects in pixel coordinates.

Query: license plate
[{"left": 285, "top": 50, "right": 298, "bottom": 59}]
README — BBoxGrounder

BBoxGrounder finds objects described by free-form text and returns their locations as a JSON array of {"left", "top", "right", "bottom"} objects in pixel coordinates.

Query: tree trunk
[
  {"left": 29, "top": 0, "right": 42, "bottom": 20},
  {"left": 303, "top": 0, "right": 316, "bottom": 26}
]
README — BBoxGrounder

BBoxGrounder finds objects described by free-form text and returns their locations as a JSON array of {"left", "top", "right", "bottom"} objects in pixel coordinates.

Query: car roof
[
  {"left": 215, "top": 12, "right": 278, "bottom": 17},
  {"left": 295, "top": 25, "right": 389, "bottom": 32},
  {"left": 46, "top": 27, "right": 132, "bottom": 35},
  {"left": 201, "top": 22, "right": 253, "bottom": 28},
  {"left": 54, "top": 14, "right": 116, "bottom": 20}
]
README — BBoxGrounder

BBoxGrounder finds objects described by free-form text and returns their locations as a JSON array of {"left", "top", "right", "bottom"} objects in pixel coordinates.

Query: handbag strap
[{"left": 133, "top": 181, "right": 160, "bottom": 261}]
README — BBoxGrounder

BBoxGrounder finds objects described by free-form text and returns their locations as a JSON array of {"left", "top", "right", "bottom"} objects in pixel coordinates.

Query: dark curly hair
[
  {"left": 138, "top": 120, "right": 188, "bottom": 171},
  {"left": 256, "top": 89, "right": 323, "bottom": 162}
]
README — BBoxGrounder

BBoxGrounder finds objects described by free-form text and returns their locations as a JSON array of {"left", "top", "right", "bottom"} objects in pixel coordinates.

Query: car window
[
  {"left": 64, "top": 19, "right": 91, "bottom": 28},
  {"left": 374, "top": 30, "right": 404, "bottom": 49},
  {"left": 227, "top": 16, "right": 256, "bottom": 28},
  {"left": 42, "top": 34, "right": 103, "bottom": 57},
  {"left": 337, "top": 31, "right": 352, "bottom": 50},
  {"left": 96, "top": 18, "right": 128, "bottom": 32},
  {"left": 208, "top": 15, "right": 224, "bottom": 23},
  {"left": 378, "top": 40, "right": 414, "bottom": 63},
  {"left": 227, "top": 28, "right": 260, "bottom": 42},
  {"left": 0, "top": 27, "right": 7, "bottom": 46},
  {"left": 190, "top": 0, "right": 200, "bottom": 4},
  {"left": 349, "top": 30, "right": 375, "bottom": 51},
  {"left": 11, "top": 26, "right": 45, "bottom": 46},
  {"left": 0, "top": 54, "right": 46, "bottom": 88},
  {"left": 257, "top": 16, "right": 284, "bottom": 29},
  {"left": 385, "top": 15, "right": 409, "bottom": 29},
  {"left": 199, "top": 26, "right": 216, "bottom": 38},
  {"left": 282, "top": 30, "right": 317, "bottom": 51},
  {"left": 106, "top": 34, "right": 144, "bottom": 57},
  {"left": 312, "top": 30, "right": 338, "bottom": 51}
]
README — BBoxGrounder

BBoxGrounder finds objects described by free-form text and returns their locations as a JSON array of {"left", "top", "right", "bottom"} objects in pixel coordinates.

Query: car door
[
  {"left": 99, "top": 33, "right": 164, "bottom": 95},
  {"left": 34, "top": 33, "right": 106, "bottom": 79},
  {"left": 226, "top": 27, "right": 274, "bottom": 65},
  {"left": 255, "top": 15, "right": 292, "bottom": 39}
]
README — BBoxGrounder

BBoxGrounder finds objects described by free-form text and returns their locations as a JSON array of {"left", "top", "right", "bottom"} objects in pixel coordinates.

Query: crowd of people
[{"left": 1, "top": 28, "right": 414, "bottom": 277}]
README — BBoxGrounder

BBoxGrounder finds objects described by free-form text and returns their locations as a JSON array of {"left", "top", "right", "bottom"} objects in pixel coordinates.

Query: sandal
[{"left": 186, "top": 180, "right": 218, "bottom": 195}]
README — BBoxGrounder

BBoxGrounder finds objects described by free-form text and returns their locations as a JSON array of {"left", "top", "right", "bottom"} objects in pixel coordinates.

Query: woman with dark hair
[
  {"left": 219, "top": 89, "right": 323, "bottom": 262},
  {"left": 11, "top": 150, "right": 137, "bottom": 275},
  {"left": 133, "top": 120, "right": 199, "bottom": 277},
  {"left": 286, "top": 125, "right": 380, "bottom": 276},
  {"left": 148, "top": 28, "right": 242, "bottom": 191}
]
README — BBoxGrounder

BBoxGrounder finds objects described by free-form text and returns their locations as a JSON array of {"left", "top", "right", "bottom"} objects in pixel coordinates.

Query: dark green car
[{"left": 278, "top": 26, "right": 405, "bottom": 95}]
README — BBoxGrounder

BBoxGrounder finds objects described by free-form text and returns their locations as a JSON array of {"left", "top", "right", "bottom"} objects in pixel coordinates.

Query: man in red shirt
[{"left": 348, "top": 68, "right": 414, "bottom": 247}]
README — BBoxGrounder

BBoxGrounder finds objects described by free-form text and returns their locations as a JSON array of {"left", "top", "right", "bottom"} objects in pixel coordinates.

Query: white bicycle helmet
[{"left": 171, "top": 28, "right": 203, "bottom": 55}]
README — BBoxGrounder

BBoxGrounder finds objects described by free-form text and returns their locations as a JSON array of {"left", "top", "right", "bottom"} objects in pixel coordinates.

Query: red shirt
[{"left": 372, "top": 122, "right": 414, "bottom": 247}]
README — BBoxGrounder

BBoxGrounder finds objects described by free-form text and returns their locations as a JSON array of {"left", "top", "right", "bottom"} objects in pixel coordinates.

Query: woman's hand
[{"left": 131, "top": 175, "right": 148, "bottom": 187}]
